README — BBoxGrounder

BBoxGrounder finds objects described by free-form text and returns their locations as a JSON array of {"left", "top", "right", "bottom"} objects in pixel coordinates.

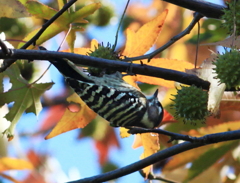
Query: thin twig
[
  {"left": 194, "top": 20, "right": 200, "bottom": 68},
  {"left": 123, "top": 12, "right": 204, "bottom": 62},
  {"left": 66, "top": 130, "right": 240, "bottom": 183},
  {"left": 163, "top": 0, "right": 226, "bottom": 19},
  {"left": 112, "top": 0, "right": 130, "bottom": 51}
]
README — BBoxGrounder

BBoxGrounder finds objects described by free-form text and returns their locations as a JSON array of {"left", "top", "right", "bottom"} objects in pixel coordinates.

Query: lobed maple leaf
[{"left": 0, "top": 64, "right": 53, "bottom": 140}]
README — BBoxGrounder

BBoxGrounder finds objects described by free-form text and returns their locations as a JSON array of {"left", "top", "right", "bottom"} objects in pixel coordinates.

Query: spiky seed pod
[
  {"left": 221, "top": 0, "right": 240, "bottom": 35},
  {"left": 213, "top": 49, "right": 240, "bottom": 89},
  {"left": 171, "top": 85, "right": 209, "bottom": 124},
  {"left": 87, "top": 43, "right": 120, "bottom": 76}
]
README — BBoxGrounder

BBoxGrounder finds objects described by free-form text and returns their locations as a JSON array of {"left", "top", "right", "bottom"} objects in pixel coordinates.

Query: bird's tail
[{"left": 49, "top": 58, "right": 93, "bottom": 83}]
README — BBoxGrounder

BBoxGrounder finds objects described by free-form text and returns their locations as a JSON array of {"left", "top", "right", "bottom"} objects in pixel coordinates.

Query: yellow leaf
[
  {"left": 136, "top": 58, "right": 194, "bottom": 88},
  {"left": 119, "top": 127, "right": 131, "bottom": 138},
  {"left": 0, "top": 157, "right": 33, "bottom": 171},
  {"left": 123, "top": 10, "right": 168, "bottom": 57},
  {"left": 61, "top": 39, "right": 99, "bottom": 55},
  {"left": 198, "top": 121, "right": 240, "bottom": 135},
  {"left": 141, "top": 133, "right": 160, "bottom": 177},
  {"left": 45, "top": 93, "right": 97, "bottom": 139}
]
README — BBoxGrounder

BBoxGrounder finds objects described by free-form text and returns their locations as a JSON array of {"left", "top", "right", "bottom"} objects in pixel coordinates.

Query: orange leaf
[
  {"left": 141, "top": 133, "right": 160, "bottom": 177},
  {"left": 45, "top": 93, "right": 97, "bottom": 139},
  {"left": 132, "top": 134, "right": 142, "bottom": 149},
  {"left": 123, "top": 9, "right": 168, "bottom": 57},
  {"left": 136, "top": 58, "right": 194, "bottom": 88},
  {"left": 94, "top": 126, "right": 120, "bottom": 165},
  {"left": 39, "top": 105, "right": 66, "bottom": 131},
  {"left": 0, "top": 157, "right": 33, "bottom": 171}
]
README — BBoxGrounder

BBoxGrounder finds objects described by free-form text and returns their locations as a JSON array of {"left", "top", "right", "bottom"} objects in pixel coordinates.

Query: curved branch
[
  {"left": 163, "top": 0, "right": 226, "bottom": 19},
  {"left": 67, "top": 130, "right": 240, "bottom": 183}
]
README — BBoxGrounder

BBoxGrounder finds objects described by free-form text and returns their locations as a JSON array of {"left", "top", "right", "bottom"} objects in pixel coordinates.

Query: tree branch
[
  {"left": 162, "top": 0, "right": 226, "bottom": 19},
  {"left": 123, "top": 12, "right": 204, "bottom": 61},
  {"left": 0, "top": 49, "right": 210, "bottom": 89},
  {"left": 67, "top": 130, "right": 240, "bottom": 183},
  {"left": 127, "top": 127, "right": 197, "bottom": 143}
]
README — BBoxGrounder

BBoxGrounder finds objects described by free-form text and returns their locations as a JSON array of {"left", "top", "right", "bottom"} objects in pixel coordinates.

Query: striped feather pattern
[{"left": 66, "top": 78, "right": 147, "bottom": 127}]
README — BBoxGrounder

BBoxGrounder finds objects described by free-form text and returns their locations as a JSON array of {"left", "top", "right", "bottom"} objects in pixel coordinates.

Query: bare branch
[
  {"left": 163, "top": 0, "right": 226, "bottom": 19},
  {"left": 0, "top": 49, "right": 210, "bottom": 90},
  {"left": 67, "top": 130, "right": 240, "bottom": 183}
]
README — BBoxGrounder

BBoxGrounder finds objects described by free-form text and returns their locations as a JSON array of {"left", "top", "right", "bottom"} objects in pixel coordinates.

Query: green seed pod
[
  {"left": 221, "top": 0, "right": 240, "bottom": 35},
  {"left": 213, "top": 49, "right": 240, "bottom": 89},
  {"left": 88, "top": 43, "right": 120, "bottom": 76},
  {"left": 171, "top": 85, "right": 209, "bottom": 124}
]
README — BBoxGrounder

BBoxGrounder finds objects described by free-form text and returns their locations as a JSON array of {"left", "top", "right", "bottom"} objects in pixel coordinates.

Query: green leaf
[
  {"left": 26, "top": 1, "right": 67, "bottom": 21},
  {"left": 18, "top": 2, "right": 100, "bottom": 48},
  {"left": 66, "top": 29, "right": 77, "bottom": 53},
  {"left": 0, "top": 64, "right": 53, "bottom": 138},
  {"left": 70, "top": 3, "right": 101, "bottom": 23},
  {"left": 184, "top": 141, "right": 238, "bottom": 182},
  {"left": 57, "top": 0, "right": 66, "bottom": 10}
]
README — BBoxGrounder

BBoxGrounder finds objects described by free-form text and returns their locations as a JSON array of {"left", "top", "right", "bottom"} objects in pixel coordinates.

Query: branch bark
[
  {"left": 163, "top": 0, "right": 226, "bottom": 19},
  {"left": 67, "top": 130, "right": 240, "bottom": 183},
  {"left": 0, "top": 49, "right": 210, "bottom": 90}
]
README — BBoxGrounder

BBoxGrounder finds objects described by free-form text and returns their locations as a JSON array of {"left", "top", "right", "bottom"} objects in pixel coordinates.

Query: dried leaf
[
  {"left": 45, "top": 93, "right": 97, "bottom": 139},
  {"left": 137, "top": 58, "right": 194, "bottom": 88}
]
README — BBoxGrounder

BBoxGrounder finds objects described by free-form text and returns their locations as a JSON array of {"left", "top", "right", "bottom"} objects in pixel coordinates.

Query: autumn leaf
[
  {"left": 0, "top": 64, "right": 53, "bottom": 140},
  {"left": 0, "top": 0, "right": 30, "bottom": 18},
  {"left": 0, "top": 157, "right": 33, "bottom": 171},
  {"left": 45, "top": 93, "right": 97, "bottom": 139},
  {"left": 186, "top": 53, "right": 226, "bottom": 117},
  {"left": 119, "top": 127, "right": 131, "bottom": 138},
  {"left": 122, "top": 9, "right": 168, "bottom": 57},
  {"left": 19, "top": 2, "right": 101, "bottom": 48},
  {"left": 137, "top": 58, "right": 194, "bottom": 88},
  {"left": 141, "top": 133, "right": 160, "bottom": 177}
]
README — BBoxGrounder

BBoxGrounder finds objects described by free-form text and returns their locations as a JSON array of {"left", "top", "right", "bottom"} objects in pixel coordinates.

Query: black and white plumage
[{"left": 49, "top": 58, "right": 164, "bottom": 128}]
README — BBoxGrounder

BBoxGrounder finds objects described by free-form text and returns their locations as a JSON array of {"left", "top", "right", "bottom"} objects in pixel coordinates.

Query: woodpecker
[{"left": 49, "top": 58, "right": 163, "bottom": 128}]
